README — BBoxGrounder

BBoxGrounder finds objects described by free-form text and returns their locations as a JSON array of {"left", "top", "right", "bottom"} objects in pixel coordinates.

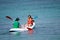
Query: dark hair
[
  {"left": 28, "top": 15, "right": 31, "bottom": 18},
  {"left": 15, "top": 18, "right": 20, "bottom": 21}
]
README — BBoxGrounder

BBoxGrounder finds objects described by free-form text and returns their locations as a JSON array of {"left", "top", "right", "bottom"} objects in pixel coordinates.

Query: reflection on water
[{"left": 28, "top": 29, "right": 34, "bottom": 35}]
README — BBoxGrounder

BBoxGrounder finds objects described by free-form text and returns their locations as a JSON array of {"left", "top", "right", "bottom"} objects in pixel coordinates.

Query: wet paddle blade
[{"left": 6, "top": 16, "right": 13, "bottom": 20}]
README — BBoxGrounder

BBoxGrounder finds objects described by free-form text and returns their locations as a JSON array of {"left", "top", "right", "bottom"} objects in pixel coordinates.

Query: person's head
[
  {"left": 28, "top": 15, "right": 32, "bottom": 18},
  {"left": 28, "top": 15, "right": 33, "bottom": 19},
  {"left": 15, "top": 18, "right": 20, "bottom": 21}
]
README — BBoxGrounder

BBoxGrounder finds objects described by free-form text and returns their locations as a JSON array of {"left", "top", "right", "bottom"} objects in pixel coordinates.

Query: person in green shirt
[{"left": 13, "top": 18, "right": 20, "bottom": 28}]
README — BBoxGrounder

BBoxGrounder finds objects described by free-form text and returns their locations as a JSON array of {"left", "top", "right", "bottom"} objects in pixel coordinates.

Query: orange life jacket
[{"left": 28, "top": 18, "right": 33, "bottom": 25}]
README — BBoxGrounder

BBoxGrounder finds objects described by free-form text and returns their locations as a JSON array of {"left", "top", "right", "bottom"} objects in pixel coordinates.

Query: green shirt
[{"left": 13, "top": 21, "right": 19, "bottom": 28}]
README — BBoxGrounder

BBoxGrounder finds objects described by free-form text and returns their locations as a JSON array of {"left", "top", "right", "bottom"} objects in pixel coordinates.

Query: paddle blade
[
  {"left": 34, "top": 16, "right": 38, "bottom": 19},
  {"left": 6, "top": 16, "right": 13, "bottom": 20}
]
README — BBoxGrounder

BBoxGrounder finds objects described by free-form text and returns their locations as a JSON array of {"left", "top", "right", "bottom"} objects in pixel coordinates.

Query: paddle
[
  {"left": 6, "top": 16, "right": 13, "bottom": 21},
  {"left": 6, "top": 16, "right": 38, "bottom": 21},
  {"left": 33, "top": 16, "right": 38, "bottom": 19}
]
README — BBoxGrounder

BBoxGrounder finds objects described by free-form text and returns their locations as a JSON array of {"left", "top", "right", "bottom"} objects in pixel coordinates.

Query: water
[{"left": 0, "top": 0, "right": 60, "bottom": 40}]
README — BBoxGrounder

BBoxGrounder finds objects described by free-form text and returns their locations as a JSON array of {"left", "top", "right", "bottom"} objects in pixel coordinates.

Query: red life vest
[{"left": 28, "top": 18, "right": 33, "bottom": 25}]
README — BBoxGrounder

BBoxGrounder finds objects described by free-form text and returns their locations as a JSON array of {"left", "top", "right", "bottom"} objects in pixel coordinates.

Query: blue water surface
[{"left": 0, "top": 0, "right": 60, "bottom": 40}]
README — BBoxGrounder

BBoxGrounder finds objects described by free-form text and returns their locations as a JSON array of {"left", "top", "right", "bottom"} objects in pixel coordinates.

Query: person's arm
[{"left": 18, "top": 23, "right": 21, "bottom": 28}]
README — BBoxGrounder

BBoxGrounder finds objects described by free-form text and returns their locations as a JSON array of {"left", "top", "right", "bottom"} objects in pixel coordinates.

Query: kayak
[{"left": 9, "top": 22, "right": 35, "bottom": 32}]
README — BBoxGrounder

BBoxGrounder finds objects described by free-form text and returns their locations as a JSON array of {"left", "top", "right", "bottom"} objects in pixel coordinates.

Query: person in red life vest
[
  {"left": 24, "top": 15, "right": 35, "bottom": 29},
  {"left": 27, "top": 15, "right": 34, "bottom": 27}
]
